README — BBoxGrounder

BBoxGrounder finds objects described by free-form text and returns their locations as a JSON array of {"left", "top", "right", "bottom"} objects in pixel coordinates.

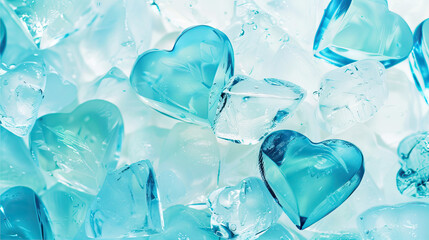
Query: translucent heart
[
  {"left": 314, "top": 0, "right": 413, "bottom": 68},
  {"left": 130, "top": 25, "right": 234, "bottom": 125},
  {"left": 29, "top": 100, "right": 124, "bottom": 195},
  {"left": 259, "top": 130, "right": 364, "bottom": 229},
  {"left": 0, "top": 186, "right": 53, "bottom": 240},
  {"left": 409, "top": 18, "right": 429, "bottom": 104}
]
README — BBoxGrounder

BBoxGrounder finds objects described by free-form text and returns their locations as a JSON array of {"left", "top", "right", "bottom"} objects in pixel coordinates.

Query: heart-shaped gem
[
  {"left": 29, "top": 99, "right": 124, "bottom": 195},
  {"left": 130, "top": 25, "right": 234, "bottom": 125},
  {"left": 313, "top": 0, "right": 413, "bottom": 68},
  {"left": 396, "top": 131, "right": 429, "bottom": 198},
  {"left": 409, "top": 18, "right": 429, "bottom": 105},
  {"left": 259, "top": 130, "right": 364, "bottom": 229},
  {"left": 1, "top": 186, "right": 53, "bottom": 240}
]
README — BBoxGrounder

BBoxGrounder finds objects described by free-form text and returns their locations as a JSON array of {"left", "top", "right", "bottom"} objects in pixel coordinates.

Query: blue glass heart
[
  {"left": 409, "top": 18, "right": 429, "bottom": 104},
  {"left": 29, "top": 100, "right": 124, "bottom": 195},
  {"left": 130, "top": 25, "right": 234, "bottom": 125},
  {"left": 259, "top": 130, "right": 364, "bottom": 229},
  {"left": 313, "top": 0, "right": 413, "bottom": 68},
  {"left": 1, "top": 186, "right": 53, "bottom": 240}
]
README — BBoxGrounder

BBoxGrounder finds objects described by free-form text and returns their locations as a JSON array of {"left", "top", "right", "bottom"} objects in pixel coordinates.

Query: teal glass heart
[
  {"left": 313, "top": 0, "right": 413, "bottom": 68},
  {"left": 130, "top": 25, "right": 234, "bottom": 125},
  {"left": 259, "top": 130, "right": 364, "bottom": 229},
  {"left": 409, "top": 18, "right": 429, "bottom": 105},
  {"left": 29, "top": 100, "right": 124, "bottom": 195}
]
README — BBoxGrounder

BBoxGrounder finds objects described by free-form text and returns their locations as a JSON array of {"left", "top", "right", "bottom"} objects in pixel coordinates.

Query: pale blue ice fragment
[
  {"left": 0, "top": 61, "right": 46, "bottom": 136},
  {"left": 1, "top": 186, "right": 53, "bottom": 240},
  {"left": 208, "top": 177, "right": 281, "bottom": 240},
  {"left": 317, "top": 60, "right": 387, "bottom": 133},
  {"left": 3, "top": 0, "right": 99, "bottom": 48},
  {"left": 157, "top": 123, "right": 220, "bottom": 208},
  {"left": 357, "top": 202, "right": 429, "bottom": 240},
  {"left": 0, "top": 126, "right": 46, "bottom": 193},
  {"left": 85, "top": 160, "right": 163, "bottom": 239},
  {"left": 211, "top": 75, "right": 306, "bottom": 145},
  {"left": 396, "top": 132, "right": 429, "bottom": 198},
  {"left": 409, "top": 18, "right": 429, "bottom": 104},
  {"left": 41, "top": 183, "right": 94, "bottom": 240},
  {"left": 150, "top": 205, "right": 219, "bottom": 240}
]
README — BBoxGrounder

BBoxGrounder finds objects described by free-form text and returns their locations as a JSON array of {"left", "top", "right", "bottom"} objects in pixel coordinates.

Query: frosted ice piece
[
  {"left": 409, "top": 18, "right": 429, "bottom": 104},
  {"left": 225, "top": 3, "right": 321, "bottom": 92},
  {"left": 256, "top": 224, "right": 295, "bottom": 240},
  {"left": 0, "top": 126, "right": 45, "bottom": 193},
  {"left": 0, "top": 4, "right": 37, "bottom": 67},
  {"left": 1, "top": 186, "right": 53, "bottom": 240},
  {"left": 150, "top": 205, "right": 218, "bottom": 240},
  {"left": 396, "top": 132, "right": 429, "bottom": 198},
  {"left": 310, "top": 232, "right": 362, "bottom": 240},
  {"left": 29, "top": 100, "right": 124, "bottom": 195},
  {"left": 157, "top": 123, "right": 220, "bottom": 208},
  {"left": 211, "top": 75, "right": 305, "bottom": 144},
  {"left": 3, "top": 0, "right": 98, "bottom": 48},
  {"left": 208, "top": 177, "right": 281, "bottom": 240},
  {"left": 253, "top": 0, "right": 330, "bottom": 47},
  {"left": 151, "top": 0, "right": 235, "bottom": 29},
  {"left": 0, "top": 61, "right": 46, "bottom": 136},
  {"left": 80, "top": 0, "right": 151, "bottom": 76},
  {"left": 314, "top": 0, "right": 413, "bottom": 68},
  {"left": 366, "top": 69, "right": 422, "bottom": 147},
  {"left": 317, "top": 60, "right": 388, "bottom": 133},
  {"left": 85, "top": 160, "right": 163, "bottom": 239},
  {"left": 41, "top": 184, "right": 94, "bottom": 239},
  {"left": 357, "top": 202, "right": 429, "bottom": 240},
  {"left": 80, "top": 67, "right": 155, "bottom": 134}
]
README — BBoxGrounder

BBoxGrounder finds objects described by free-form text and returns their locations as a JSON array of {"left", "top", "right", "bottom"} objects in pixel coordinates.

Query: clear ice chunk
[
  {"left": 396, "top": 132, "right": 429, "bottom": 198},
  {"left": 208, "top": 177, "right": 281, "bottom": 240},
  {"left": 79, "top": 0, "right": 152, "bottom": 76},
  {"left": 150, "top": 205, "right": 218, "bottom": 240},
  {"left": 29, "top": 100, "right": 124, "bottom": 195},
  {"left": 3, "top": 0, "right": 99, "bottom": 49},
  {"left": 85, "top": 160, "right": 163, "bottom": 239},
  {"left": 0, "top": 126, "right": 45, "bottom": 193},
  {"left": 314, "top": 0, "right": 413, "bottom": 68},
  {"left": 157, "top": 123, "right": 220, "bottom": 208},
  {"left": 0, "top": 61, "right": 46, "bottom": 136},
  {"left": 41, "top": 183, "right": 94, "bottom": 239},
  {"left": 357, "top": 202, "right": 429, "bottom": 240},
  {"left": 409, "top": 18, "right": 429, "bottom": 104},
  {"left": 317, "top": 60, "right": 388, "bottom": 133},
  {"left": 0, "top": 186, "right": 53, "bottom": 240},
  {"left": 211, "top": 75, "right": 306, "bottom": 144}
]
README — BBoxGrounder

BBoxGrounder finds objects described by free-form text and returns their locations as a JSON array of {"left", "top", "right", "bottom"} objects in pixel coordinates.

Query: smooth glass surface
[
  {"left": 0, "top": 186, "right": 53, "bottom": 240},
  {"left": 30, "top": 100, "right": 124, "bottom": 195},
  {"left": 130, "top": 25, "right": 234, "bottom": 125},
  {"left": 314, "top": 0, "right": 413, "bottom": 68},
  {"left": 259, "top": 130, "right": 364, "bottom": 229},
  {"left": 409, "top": 18, "right": 429, "bottom": 104}
]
